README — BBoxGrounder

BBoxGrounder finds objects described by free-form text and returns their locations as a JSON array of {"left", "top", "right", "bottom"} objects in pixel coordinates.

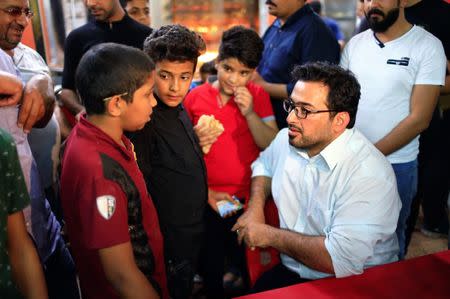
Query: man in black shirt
[
  {"left": 59, "top": 0, "right": 152, "bottom": 124},
  {"left": 405, "top": 0, "right": 450, "bottom": 247},
  {"left": 131, "top": 25, "right": 207, "bottom": 299}
]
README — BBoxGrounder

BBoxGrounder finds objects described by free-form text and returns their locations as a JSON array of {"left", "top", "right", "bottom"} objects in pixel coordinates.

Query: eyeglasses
[
  {"left": 102, "top": 92, "right": 128, "bottom": 102},
  {"left": 283, "top": 98, "right": 337, "bottom": 119},
  {"left": 1, "top": 7, "right": 34, "bottom": 19}
]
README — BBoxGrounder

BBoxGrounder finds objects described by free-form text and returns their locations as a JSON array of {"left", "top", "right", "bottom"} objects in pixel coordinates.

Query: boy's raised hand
[
  {"left": 194, "top": 120, "right": 222, "bottom": 154},
  {"left": 234, "top": 86, "right": 254, "bottom": 117}
]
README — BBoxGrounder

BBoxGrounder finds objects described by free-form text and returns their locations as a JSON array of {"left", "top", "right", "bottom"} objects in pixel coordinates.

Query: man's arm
[
  {"left": 0, "top": 71, "right": 22, "bottom": 106},
  {"left": 442, "top": 60, "right": 450, "bottom": 94},
  {"left": 233, "top": 176, "right": 271, "bottom": 233},
  {"left": 252, "top": 71, "right": 288, "bottom": 99},
  {"left": 58, "top": 88, "right": 85, "bottom": 117},
  {"left": 375, "top": 84, "right": 440, "bottom": 155},
  {"left": 99, "top": 242, "right": 159, "bottom": 299},
  {"left": 19, "top": 73, "right": 56, "bottom": 132},
  {"left": 242, "top": 223, "right": 334, "bottom": 274},
  {"left": 8, "top": 210, "right": 48, "bottom": 299}
]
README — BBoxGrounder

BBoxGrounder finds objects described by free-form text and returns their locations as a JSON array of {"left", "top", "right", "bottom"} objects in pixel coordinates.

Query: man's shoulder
[{"left": 346, "top": 129, "right": 393, "bottom": 173}]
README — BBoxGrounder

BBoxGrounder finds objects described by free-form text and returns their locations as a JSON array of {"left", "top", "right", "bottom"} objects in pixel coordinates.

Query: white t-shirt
[{"left": 341, "top": 25, "right": 446, "bottom": 163}]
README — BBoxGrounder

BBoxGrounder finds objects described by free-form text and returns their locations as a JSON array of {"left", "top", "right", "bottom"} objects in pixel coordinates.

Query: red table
[{"left": 236, "top": 250, "right": 450, "bottom": 299}]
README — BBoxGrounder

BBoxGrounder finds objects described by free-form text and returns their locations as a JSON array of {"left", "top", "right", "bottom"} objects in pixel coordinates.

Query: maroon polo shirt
[{"left": 60, "top": 116, "right": 168, "bottom": 299}]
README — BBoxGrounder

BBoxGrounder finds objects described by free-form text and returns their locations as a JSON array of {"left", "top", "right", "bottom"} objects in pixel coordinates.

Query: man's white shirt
[
  {"left": 252, "top": 128, "right": 401, "bottom": 279},
  {"left": 340, "top": 25, "right": 446, "bottom": 163}
]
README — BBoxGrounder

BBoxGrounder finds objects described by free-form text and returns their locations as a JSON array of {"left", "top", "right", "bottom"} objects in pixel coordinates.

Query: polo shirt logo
[
  {"left": 387, "top": 57, "right": 410, "bottom": 66},
  {"left": 96, "top": 195, "right": 116, "bottom": 220}
]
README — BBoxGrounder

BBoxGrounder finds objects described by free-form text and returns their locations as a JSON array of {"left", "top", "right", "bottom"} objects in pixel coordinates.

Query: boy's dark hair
[
  {"left": 143, "top": 24, "right": 205, "bottom": 69},
  {"left": 291, "top": 62, "right": 361, "bottom": 128},
  {"left": 200, "top": 60, "right": 217, "bottom": 75},
  {"left": 217, "top": 26, "right": 264, "bottom": 69},
  {"left": 76, "top": 43, "right": 155, "bottom": 115}
]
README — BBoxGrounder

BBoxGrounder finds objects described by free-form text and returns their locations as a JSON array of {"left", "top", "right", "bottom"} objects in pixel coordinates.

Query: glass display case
[{"left": 153, "top": 0, "right": 260, "bottom": 62}]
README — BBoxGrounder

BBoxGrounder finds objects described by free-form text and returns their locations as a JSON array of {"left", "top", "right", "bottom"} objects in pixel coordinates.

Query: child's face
[
  {"left": 216, "top": 58, "right": 254, "bottom": 97},
  {"left": 154, "top": 60, "right": 195, "bottom": 107},
  {"left": 121, "top": 73, "right": 157, "bottom": 131}
]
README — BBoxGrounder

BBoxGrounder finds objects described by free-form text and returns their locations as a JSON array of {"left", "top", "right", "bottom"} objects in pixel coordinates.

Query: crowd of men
[{"left": 0, "top": 0, "right": 448, "bottom": 298}]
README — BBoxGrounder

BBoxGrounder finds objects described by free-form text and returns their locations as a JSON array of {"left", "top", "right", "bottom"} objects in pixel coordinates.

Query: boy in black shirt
[{"left": 131, "top": 25, "right": 207, "bottom": 299}]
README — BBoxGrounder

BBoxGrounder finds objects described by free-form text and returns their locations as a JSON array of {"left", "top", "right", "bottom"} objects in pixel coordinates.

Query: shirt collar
[
  {"left": 78, "top": 115, "right": 134, "bottom": 161},
  {"left": 290, "top": 128, "right": 353, "bottom": 171},
  {"left": 320, "top": 129, "right": 353, "bottom": 170}
]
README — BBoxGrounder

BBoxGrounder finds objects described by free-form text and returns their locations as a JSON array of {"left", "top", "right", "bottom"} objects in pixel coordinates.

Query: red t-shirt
[
  {"left": 184, "top": 81, "right": 274, "bottom": 199},
  {"left": 60, "top": 117, "right": 168, "bottom": 299}
]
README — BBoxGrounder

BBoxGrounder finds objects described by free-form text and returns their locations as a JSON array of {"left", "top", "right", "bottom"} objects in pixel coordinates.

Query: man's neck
[
  {"left": 106, "top": 7, "right": 126, "bottom": 23},
  {"left": 374, "top": 11, "right": 413, "bottom": 44},
  {"left": 279, "top": 3, "right": 305, "bottom": 25}
]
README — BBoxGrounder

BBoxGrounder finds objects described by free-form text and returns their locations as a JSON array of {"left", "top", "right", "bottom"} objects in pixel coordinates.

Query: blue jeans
[{"left": 392, "top": 160, "right": 418, "bottom": 260}]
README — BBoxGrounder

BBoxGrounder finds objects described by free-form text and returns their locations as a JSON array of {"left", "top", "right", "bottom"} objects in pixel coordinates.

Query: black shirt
[
  {"left": 62, "top": 14, "right": 152, "bottom": 90},
  {"left": 405, "top": 0, "right": 450, "bottom": 59},
  {"left": 131, "top": 96, "right": 208, "bottom": 262}
]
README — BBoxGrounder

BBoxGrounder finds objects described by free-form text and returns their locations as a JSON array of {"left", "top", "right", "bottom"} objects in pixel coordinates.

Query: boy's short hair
[
  {"left": 75, "top": 43, "right": 155, "bottom": 115},
  {"left": 143, "top": 24, "right": 205, "bottom": 68},
  {"left": 217, "top": 26, "right": 264, "bottom": 69}
]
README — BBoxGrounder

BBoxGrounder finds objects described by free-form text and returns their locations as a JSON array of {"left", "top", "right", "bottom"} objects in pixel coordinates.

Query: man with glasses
[
  {"left": 1, "top": 1, "right": 79, "bottom": 298},
  {"left": 233, "top": 62, "right": 401, "bottom": 292}
]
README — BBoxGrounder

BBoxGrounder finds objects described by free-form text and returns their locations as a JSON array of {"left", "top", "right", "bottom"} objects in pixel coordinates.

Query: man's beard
[{"left": 365, "top": 7, "right": 400, "bottom": 33}]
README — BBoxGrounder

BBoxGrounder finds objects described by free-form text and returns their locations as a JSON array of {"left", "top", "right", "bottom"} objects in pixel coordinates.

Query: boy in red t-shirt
[
  {"left": 184, "top": 26, "right": 278, "bottom": 297},
  {"left": 60, "top": 43, "right": 168, "bottom": 299}
]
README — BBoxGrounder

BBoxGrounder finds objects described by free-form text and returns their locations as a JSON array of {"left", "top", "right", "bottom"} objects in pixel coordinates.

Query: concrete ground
[{"left": 406, "top": 210, "right": 448, "bottom": 259}]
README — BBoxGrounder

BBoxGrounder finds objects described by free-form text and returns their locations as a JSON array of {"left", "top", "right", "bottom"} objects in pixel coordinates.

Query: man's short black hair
[
  {"left": 143, "top": 24, "right": 205, "bottom": 68},
  {"left": 291, "top": 62, "right": 361, "bottom": 128},
  {"left": 217, "top": 26, "right": 264, "bottom": 69},
  {"left": 76, "top": 43, "right": 155, "bottom": 115}
]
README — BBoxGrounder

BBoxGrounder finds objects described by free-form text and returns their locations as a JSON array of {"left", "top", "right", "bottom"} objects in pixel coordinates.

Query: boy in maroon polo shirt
[
  {"left": 184, "top": 26, "right": 278, "bottom": 297},
  {"left": 60, "top": 43, "right": 168, "bottom": 299}
]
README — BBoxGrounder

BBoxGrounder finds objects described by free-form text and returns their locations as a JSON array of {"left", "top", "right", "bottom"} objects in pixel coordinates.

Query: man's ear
[
  {"left": 333, "top": 111, "right": 350, "bottom": 132},
  {"left": 105, "top": 96, "right": 123, "bottom": 117}
]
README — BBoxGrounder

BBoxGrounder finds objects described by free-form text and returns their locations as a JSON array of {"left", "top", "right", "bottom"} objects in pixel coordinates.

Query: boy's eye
[
  {"left": 181, "top": 75, "right": 191, "bottom": 81},
  {"left": 240, "top": 71, "right": 250, "bottom": 76},
  {"left": 159, "top": 73, "right": 169, "bottom": 79}
]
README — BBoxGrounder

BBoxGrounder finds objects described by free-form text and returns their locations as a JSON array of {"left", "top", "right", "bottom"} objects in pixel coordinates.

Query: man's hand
[
  {"left": 18, "top": 74, "right": 55, "bottom": 132},
  {"left": 239, "top": 222, "right": 273, "bottom": 249},
  {"left": 0, "top": 71, "right": 23, "bottom": 107},
  {"left": 234, "top": 86, "right": 254, "bottom": 117},
  {"left": 232, "top": 206, "right": 266, "bottom": 246},
  {"left": 207, "top": 189, "right": 237, "bottom": 218}
]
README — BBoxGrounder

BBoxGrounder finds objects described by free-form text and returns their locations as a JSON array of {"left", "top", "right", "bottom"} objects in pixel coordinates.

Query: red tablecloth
[{"left": 236, "top": 250, "right": 450, "bottom": 299}]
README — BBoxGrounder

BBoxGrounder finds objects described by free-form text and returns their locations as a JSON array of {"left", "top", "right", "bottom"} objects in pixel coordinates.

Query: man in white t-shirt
[{"left": 340, "top": 0, "right": 446, "bottom": 259}]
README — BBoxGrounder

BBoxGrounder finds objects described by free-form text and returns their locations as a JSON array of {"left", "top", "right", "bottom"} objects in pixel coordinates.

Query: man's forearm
[
  {"left": 247, "top": 176, "right": 272, "bottom": 213},
  {"left": 269, "top": 226, "right": 334, "bottom": 274},
  {"left": 261, "top": 82, "right": 288, "bottom": 99},
  {"left": 28, "top": 74, "right": 55, "bottom": 128},
  {"left": 375, "top": 85, "right": 440, "bottom": 156},
  {"left": 58, "top": 88, "right": 84, "bottom": 115}
]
